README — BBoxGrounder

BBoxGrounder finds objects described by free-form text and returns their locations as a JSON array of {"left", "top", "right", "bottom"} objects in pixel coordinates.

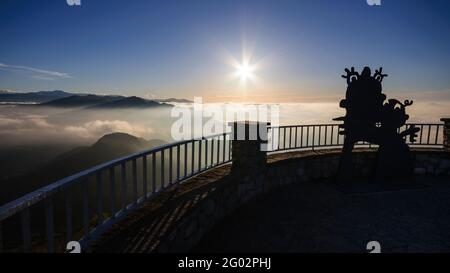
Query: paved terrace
[
  {"left": 194, "top": 176, "right": 450, "bottom": 253},
  {"left": 92, "top": 149, "right": 450, "bottom": 253}
]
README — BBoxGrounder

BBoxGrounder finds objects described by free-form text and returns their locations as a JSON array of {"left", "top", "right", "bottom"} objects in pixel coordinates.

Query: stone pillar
[
  {"left": 441, "top": 118, "right": 450, "bottom": 150},
  {"left": 229, "top": 121, "right": 270, "bottom": 175}
]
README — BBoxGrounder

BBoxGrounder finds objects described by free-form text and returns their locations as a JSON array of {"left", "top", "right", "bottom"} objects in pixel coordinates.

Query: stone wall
[
  {"left": 156, "top": 148, "right": 450, "bottom": 252},
  {"left": 413, "top": 149, "right": 450, "bottom": 175}
]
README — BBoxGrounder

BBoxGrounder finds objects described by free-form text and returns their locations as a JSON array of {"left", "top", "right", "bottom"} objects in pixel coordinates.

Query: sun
[
  {"left": 232, "top": 60, "right": 257, "bottom": 85},
  {"left": 235, "top": 62, "right": 255, "bottom": 81},
  {"left": 224, "top": 46, "right": 261, "bottom": 86}
]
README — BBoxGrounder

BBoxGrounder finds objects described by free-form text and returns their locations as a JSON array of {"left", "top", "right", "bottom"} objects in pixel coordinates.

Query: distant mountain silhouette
[
  {"left": 40, "top": 94, "right": 171, "bottom": 109},
  {"left": 154, "top": 98, "right": 193, "bottom": 103},
  {"left": 49, "top": 132, "right": 165, "bottom": 172},
  {"left": 0, "top": 133, "right": 166, "bottom": 204},
  {"left": 0, "top": 90, "right": 192, "bottom": 106},
  {"left": 90, "top": 96, "right": 171, "bottom": 109},
  {"left": 0, "top": 90, "right": 73, "bottom": 103},
  {"left": 41, "top": 94, "right": 123, "bottom": 107}
]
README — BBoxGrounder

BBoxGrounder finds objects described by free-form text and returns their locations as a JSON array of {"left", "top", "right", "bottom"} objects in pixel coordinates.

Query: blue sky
[{"left": 1, "top": 0, "right": 450, "bottom": 102}]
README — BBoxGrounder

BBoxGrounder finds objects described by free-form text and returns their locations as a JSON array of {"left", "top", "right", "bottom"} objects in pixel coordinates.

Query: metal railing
[
  {"left": 0, "top": 132, "right": 232, "bottom": 253},
  {"left": 0, "top": 122, "right": 446, "bottom": 252},
  {"left": 267, "top": 123, "right": 444, "bottom": 153}
]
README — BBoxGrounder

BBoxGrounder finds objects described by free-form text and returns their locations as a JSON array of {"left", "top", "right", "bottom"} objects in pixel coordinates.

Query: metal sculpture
[{"left": 334, "top": 66, "right": 420, "bottom": 182}]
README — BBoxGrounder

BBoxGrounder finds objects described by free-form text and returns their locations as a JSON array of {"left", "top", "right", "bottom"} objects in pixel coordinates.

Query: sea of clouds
[{"left": 0, "top": 100, "right": 448, "bottom": 147}]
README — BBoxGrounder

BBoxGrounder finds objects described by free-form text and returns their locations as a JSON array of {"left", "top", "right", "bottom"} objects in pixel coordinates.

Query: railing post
[
  {"left": 441, "top": 118, "right": 450, "bottom": 149},
  {"left": 230, "top": 121, "right": 270, "bottom": 174},
  {"left": 229, "top": 121, "right": 270, "bottom": 199},
  {"left": 21, "top": 208, "right": 31, "bottom": 252}
]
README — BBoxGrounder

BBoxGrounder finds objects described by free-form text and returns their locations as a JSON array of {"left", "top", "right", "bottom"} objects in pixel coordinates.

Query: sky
[{"left": 1, "top": 0, "right": 450, "bottom": 102}]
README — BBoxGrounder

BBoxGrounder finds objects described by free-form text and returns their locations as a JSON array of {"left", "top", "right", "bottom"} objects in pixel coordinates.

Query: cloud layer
[
  {"left": 0, "top": 114, "right": 154, "bottom": 146},
  {"left": 65, "top": 120, "right": 154, "bottom": 139},
  {"left": 0, "top": 114, "right": 52, "bottom": 131}
]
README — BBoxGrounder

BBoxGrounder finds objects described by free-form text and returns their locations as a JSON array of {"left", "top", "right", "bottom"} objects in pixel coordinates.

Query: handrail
[
  {"left": 267, "top": 123, "right": 445, "bottom": 153},
  {"left": 0, "top": 134, "right": 228, "bottom": 221},
  {"left": 269, "top": 123, "right": 444, "bottom": 128},
  {"left": 0, "top": 121, "right": 446, "bottom": 252},
  {"left": 0, "top": 132, "right": 233, "bottom": 252}
]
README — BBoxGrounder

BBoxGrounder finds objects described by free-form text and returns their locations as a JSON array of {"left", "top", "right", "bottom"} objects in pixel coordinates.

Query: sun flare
[
  {"left": 235, "top": 62, "right": 255, "bottom": 81},
  {"left": 224, "top": 47, "right": 261, "bottom": 87}
]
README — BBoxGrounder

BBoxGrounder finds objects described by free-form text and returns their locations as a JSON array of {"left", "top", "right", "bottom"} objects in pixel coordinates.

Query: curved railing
[
  {"left": 267, "top": 123, "right": 444, "bottom": 153},
  {"left": 0, "top": 132, "right": 232, "bottom": 253},
  {"left": 0, "top": 122, "right": 445, "bottom": 252}
]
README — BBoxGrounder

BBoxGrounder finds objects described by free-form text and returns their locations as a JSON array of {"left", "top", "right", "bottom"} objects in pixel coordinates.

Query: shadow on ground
[{"left": 193, "top": 177, "right": 450, "bottom": 253}]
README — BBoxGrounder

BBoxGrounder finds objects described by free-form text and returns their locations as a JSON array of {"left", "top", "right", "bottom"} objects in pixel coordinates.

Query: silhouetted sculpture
[{"left": 334, "top": 66, "right": 420, "bottom": 182}]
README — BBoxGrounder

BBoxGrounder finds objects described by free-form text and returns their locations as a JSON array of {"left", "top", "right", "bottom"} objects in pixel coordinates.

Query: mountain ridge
[
  {"left": 42, "top": 94, "right": 124, "bottom": 107},
  {"left": 0, "top": 90, "right": 192, "bottom": 105},
  {"left": 0, "top": 90, "right": 73, "bottom": 103},
  {"left": 89, "top": 96, "right": 171, "bottom": 109}
]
